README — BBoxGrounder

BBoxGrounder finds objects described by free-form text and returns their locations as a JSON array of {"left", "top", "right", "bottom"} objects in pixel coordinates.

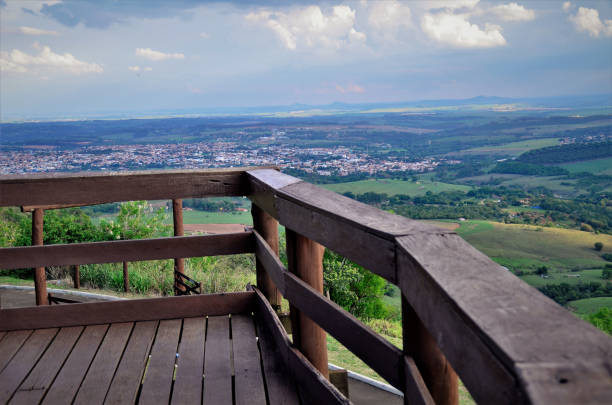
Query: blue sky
[{"left": 1, "top": 0, "right": 611, "bottom": 119}]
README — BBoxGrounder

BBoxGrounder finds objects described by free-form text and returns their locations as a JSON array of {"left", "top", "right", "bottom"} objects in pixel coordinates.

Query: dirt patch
[
  {"left": 420, "top": 220, "right": 460, "bottom": 231},
  {"left": 184, "top": 223, "right": 248, "bottom": 234}
]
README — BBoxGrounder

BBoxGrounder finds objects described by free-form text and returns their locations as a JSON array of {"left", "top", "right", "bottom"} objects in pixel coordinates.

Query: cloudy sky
[{"left": 1, "top": 0, "right": 611, "bottom": 119}]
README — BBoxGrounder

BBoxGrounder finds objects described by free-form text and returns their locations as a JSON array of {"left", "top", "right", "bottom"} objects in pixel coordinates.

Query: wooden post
[
  {"left": 251, "top": 204, "right": 282, "bottom": 308},
  {"left": 73, "top": 265, "right": 80, "bottom": 289},
  {"left": 286, "top": 228, "right": 329, "bottom": 379},
  {"left": 173, "top": 199, "right": 185, "bottom": 293},
  {"left": 32, "top": 208, "right": 48, "bottom": 306},
  {"left": 123, "top": 261, "right": 129, "bottom": 293},
  {"left": 402, "top": 295, "right": 458, "bottom": 405}
]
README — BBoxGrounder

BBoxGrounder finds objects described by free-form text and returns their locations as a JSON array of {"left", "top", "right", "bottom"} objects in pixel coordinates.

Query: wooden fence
[{"left": 0, "top": 167, "right": 610, "bottom": 405}]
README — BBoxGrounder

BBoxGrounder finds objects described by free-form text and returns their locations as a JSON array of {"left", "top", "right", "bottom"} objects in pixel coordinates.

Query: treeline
[
  {"left": 518, "top": 141, "right": 612, "bottom": 164},
  {"left": 491, "top": 161, "right": 569, "bottom": 176},
  {"left": 181, "top": 198, "right": 239, "bottom": 212},
  {"left": 538, "top": 282, "right": 612, "bottom": 306}
]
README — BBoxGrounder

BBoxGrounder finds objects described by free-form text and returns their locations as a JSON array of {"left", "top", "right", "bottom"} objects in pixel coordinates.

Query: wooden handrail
[
  {"left": 245, "top": 168, "right": 612, "bottom": 405},
  {"left": 1, "top": 167, "right": 610, "bottom": 404}
]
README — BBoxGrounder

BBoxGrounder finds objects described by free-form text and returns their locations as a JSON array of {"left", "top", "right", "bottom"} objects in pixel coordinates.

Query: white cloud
[
  {"left": 128, "top": 65, "right": 140, "bottom": 72},
  {"left": 19, "top": 26, "right": 60, "bottom": 36},
  {"left": 368, "top": 0, "right": 412, "bottom": 39},
  {"left": 422, "top": 0, "right": 481, "bottom": 11},
  {"left": 199, "top": 32, "right": 211, "bottom": 39},
  {"left": 0, "top": 45, "right": 103, "bottom": 74},
  {"left": 562, "top": 2, "right": 572, "bottom": 12},
  {"left": 422, "top": 12, "right": 506, "bottom": 48},
  {"left": 569, "top": 7, "right": 612, "bottom": 37},
  {"left": 490, "top": 3, "right": 535, "bottom": 22},
  {"left": 246, "top": 5, "right": 366, "bottom": 50},
  {"left": 135, "top": 48, "right": 184, "bottom": 61},
  {"left": 144, "top": 66, "right": 153, "bottom": 72}
]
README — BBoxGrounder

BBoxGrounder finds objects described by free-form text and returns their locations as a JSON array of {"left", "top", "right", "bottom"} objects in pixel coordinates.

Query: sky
[{"left": 1, "top": 0, "right": 611, "bottom": 119}]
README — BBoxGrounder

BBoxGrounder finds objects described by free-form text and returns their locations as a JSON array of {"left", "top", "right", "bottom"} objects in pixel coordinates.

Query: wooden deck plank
[
  {"left": 203, "top": 316, "right": 232, "bottom": 405},
  {"left": 105, "top": 321, "right": 157, "bottom": 405},
  {"left": 0, "top": 328, "right": 58, "bottom": 403},
  {"left": 0, "top": 330, "right": 32, "bottom": 372},
  {"left": 139, "top": 319, "right": 182, "bottom": 404},
  {"left": 41, "top": 324, "right": 108, "bottom": 405},
  {"left": 171, "top": 317, "right": 206, "bottom": 405},
  {"left": 232, "top": 315, "right": 267, "bottom": 405},
  {"left": 0, "top": 331, "right": 6, "bottom": 342},
  {"left": 10, "top": 326, "right": 83, "bottom": 405},
  {"left": 73, "top": 322, "right": 133, "bottom": 405}
]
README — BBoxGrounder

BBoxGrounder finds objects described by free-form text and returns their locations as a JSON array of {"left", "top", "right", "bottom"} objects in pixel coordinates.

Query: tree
[
  {"left": 594, "top": 242, "right": 604, "bottom": 251},
  {"left": 536, "top": 266, "right": 548, "bottom": 276},
  {"left": 602, "top": 267, "right": 612, "bottom": 280},
  {"left": 99, "top": 201, "right": 169, "bottom": 240}
]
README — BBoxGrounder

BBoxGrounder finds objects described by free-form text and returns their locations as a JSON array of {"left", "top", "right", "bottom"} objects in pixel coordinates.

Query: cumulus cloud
[
  {"left": 421, "top": 12, "right": 506, "bottom": 48},
  {"left": 489, "top": 3, "right": 535, "bottom": 21},
  {"left": 367, "top": 0, "right": 412, "bottom": 39},
  {"left": 569, "top": 7, "right": 612, "bottom": 37},
  {"left": 246, "top": 5, "right": 366, "bottom": 50},
  {"left": 19, "top": 26, "right": 60, "bottom": 36},
  {"left": 0, "top": 45, "right": 103, "bottom": 74},
  {"left": 135, "top": 48, "right": 184, "bottom": 61},
  {"left": 422, "top": 0, "right": 481, "bottom": 11},
  {"left": 562, "top": 2, "right": 571, "bottom": 12}
]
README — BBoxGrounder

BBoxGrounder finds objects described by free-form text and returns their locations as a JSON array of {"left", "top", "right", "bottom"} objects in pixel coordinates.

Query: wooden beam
[
  {"left": 252, "top": 287, "right": 349, "bottom": 405},
  {"left": 403, "top": 295, "right": 457, "bottom": 405},
  {"left": 0, "top": 291, "right": 255, "bottom": 331},
  {"left": 172, "top": 198, "right": 185, "bottom": 294},
  {"left": 123, "top": 261, "right": 129, "bottom": 293},
  {"left": 32, "top": 208, "right": 48, "bottom": 306},
  {"left": 73, "top": 265, "right": 80, "bottom": 289},
  {"left": 254, "top": 231, "right": 433, "bottom": 402},
  {"left": 0, "top": 232, "right": 254, "bottom": 269},
  {"left": 0, "top": 167, "right": 275, "bottom": 208},
  {"left": 252, "top": 203, "right": 282, "bottom": 308},
  {"left": 286, "top": 229, "right": 329, "bottom": 379},
  {"left": 396, "top": 233, "right": 612, "bottom": 405}
]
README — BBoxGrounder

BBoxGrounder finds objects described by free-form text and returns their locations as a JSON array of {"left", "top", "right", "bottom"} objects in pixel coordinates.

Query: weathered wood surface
[
  {"left": 73, "top": 322, "right": 133, "bottom": 405},
  {"left": 140, "top": 319, "right": 182, "bottom": 404},
  {"left": 396, "top": 233, "right": 612, "bottom": 404},
  {"left": 0, "top": 292, "right": 255, "bottom": 330},
  {"left": 252, "top": 287, "right": 350, "bottom": 405},
  {"left": 232, "top": 315, "right": 267, "bottom": 404},
  {"left": 0, "top": 232, "right": 253, "bottom": 270},
  {"left": 172, "top": 199, "right": 186, "bottom": 294},
  {"left": 285, "top": 229, "right": 329, "bottom": 379},
  {"left": 255, "top": 231, "right": 433, "bottom": 401},
  {"left": 105, "top": 321, "right": 157, "bottom": 405},
  {"left": 172, "top": 317, "right": 206, "bottom": 405},
  {"left": 0, "top": 330, "right": 32, "bottom": 371},
  {"left": 252, "top": 203, "right": 282, "bottom": 308},
  {"left": 203, "top": 316, "right": 232, "bottom": 405},
  {"left": 0, "top": 167, "right": 276, "bottom": 207},
  {"left": 42, "top": 324, "right": 108, "bottom": 404},
  {"left": 10, "top": 326, "right": 83, "bottom": 405},
  {"left": 402, "top": 295, "right": 457, "bottom": 405},
  {"left": 0, "top": 328, "right": 57, "bottom": 403},
  {"left": 32, "top": 208, "right": 48, "bottom": 306}
]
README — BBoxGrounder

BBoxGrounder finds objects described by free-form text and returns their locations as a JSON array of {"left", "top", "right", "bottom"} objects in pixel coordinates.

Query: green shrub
[{"left": 583, "top": 307, "right": 612, "bottom": 335}]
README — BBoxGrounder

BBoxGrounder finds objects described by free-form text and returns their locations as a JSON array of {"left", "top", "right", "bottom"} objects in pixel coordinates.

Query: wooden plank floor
[{"left": 0, "top": 314, "right": 299, "bottom": 404}]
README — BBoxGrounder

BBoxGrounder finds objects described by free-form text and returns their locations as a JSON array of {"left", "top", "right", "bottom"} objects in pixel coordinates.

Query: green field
[
  {"left": 456, "top": 138, "right": 560, "bottom": 156},
  {"left": 455, "top": 220, "right": 612, "bottom": 272},
  {"left": 568, "top": 297, "right": 612, "bottom": 315},
  {"left": 520, "top": 269, "right": 606, "bottom": 287},
  {"left": 460, "top": 174, "right": 578, "bottom": 196},
  {"left": 559, "top": 157, "right": 612, "bottom": 175},
  {"left": 324, "top": 179, "right": 471, "bottom": 196},
  {"left": 180, "top": 210, "right": 253, "bottom": 225}
]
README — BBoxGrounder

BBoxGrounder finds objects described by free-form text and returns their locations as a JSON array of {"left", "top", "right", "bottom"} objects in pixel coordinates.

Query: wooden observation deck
[{"left": 0, "top": 167, "right": 610, "bottom": 404}]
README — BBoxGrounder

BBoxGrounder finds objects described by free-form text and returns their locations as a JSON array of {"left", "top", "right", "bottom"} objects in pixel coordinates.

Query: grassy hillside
[
  {"left": 324, "top": 179, "right": 471, "bottom": 196},
  {"left": 559, "top": 157, "right": 612, "bottom": 175},
  {"left": 454, "top": 137, "right": 560, "bottom": 157},
  {"left": 568, "top": 297, "right": 612, "bottom": 315},
  {"left": 456, "top": 220, "right": 612, "bottom": 272}
]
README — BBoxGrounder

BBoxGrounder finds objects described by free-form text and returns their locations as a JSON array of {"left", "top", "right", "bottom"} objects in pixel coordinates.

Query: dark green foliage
[
  {"left": 518, "top": 141, "right": 612, "bottom": 164},
  {"left": 602, "top": 267, "right": 612, "bottom": 280},
  {"left": 538, "top": 282, "right": 612, "bottom": 305},
  {"left": 322, "top": 250, "right": 390, "bottom": 319},
  {"left": 535, "top": 266, "right": 548, "bottom": 276},
  {"left": 603, "top": 253, "right": 612, "bottom": 262},
  {"left": 491, "top": 161, "right": 568, "bottom": 176},
  {"left": 583, "top": 307, "right": 612, "bottom": 335},
  {"left": 594, "top": 242, "right": 604, "bottom": 251},
  {"left": 181, "top": 198, "right": 239, "bottom": 212}
]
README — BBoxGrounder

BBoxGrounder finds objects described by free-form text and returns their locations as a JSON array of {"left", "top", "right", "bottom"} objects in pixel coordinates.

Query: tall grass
[{"left": 79, "top": 254, "right": 256, "bottom": 296}]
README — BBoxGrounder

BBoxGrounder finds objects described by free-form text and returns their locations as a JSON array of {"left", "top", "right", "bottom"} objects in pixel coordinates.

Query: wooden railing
[{"left": 0, "top": 167, "right": 610, "bottom": 405}]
